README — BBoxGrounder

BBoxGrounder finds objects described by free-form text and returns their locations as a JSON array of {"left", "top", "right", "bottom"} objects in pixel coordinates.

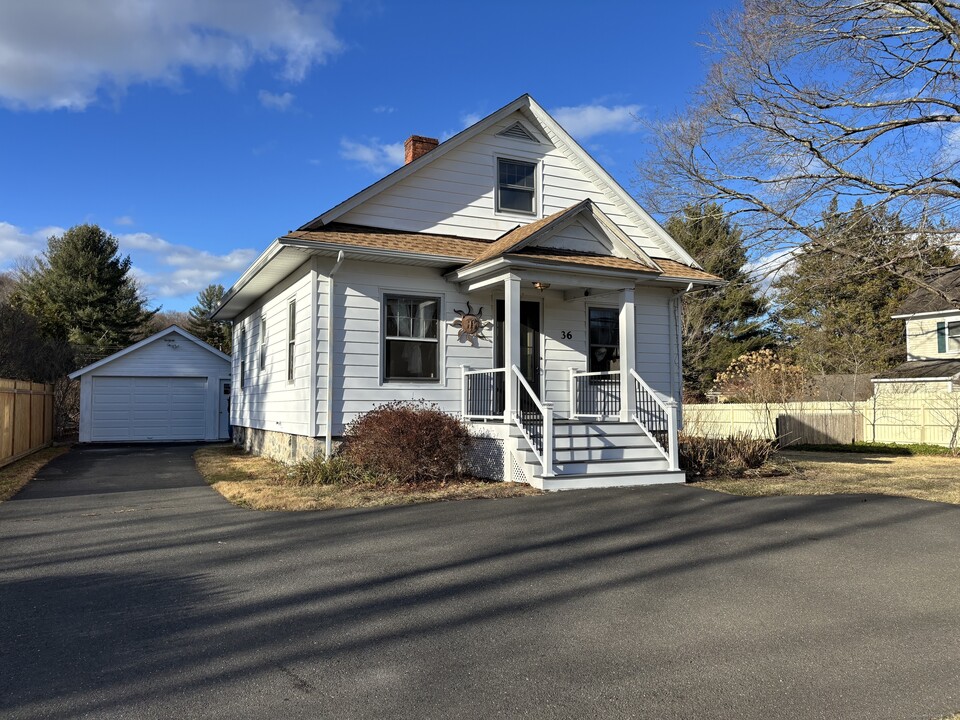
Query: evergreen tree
[
  {"left": 187, "top": 284, "right": 231, "bottom": 353},
  {"left": 774, "top": 199, "right": 955, "bottom": 376},
  {"left": 665, "top": 204, "right": 773, "bottom": 398},
  {"left": 12, "top": 224, "right": 156, "bottom": 364}
]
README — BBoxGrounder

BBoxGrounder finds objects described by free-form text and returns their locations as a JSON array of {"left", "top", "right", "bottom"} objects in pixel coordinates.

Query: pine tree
[
  {"left": 774, "top": 199, "right": 955, "bottom": 376},
  {"left": 12, "top": 224, "right": 156, "bottom": 364},
  {"left": 665, "top": 204, "right": 773, "bottom": 398},
  {"left": 187, "top": 284, "right": 231, "bottom": 353}
]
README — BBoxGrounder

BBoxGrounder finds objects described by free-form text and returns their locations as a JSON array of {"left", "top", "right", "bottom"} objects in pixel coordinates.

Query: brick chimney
[{"left": 404, "top": 135, "right": 439, "bottom": 164}]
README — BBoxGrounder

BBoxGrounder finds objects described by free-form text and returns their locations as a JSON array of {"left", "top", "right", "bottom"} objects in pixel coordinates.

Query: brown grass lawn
[
  {"left": 194, "top": 444, "right": 542, "bottom": 511},
  {"left": 694, "top": 450, "right": 960, "bottom": 506},
  {"left": 0, "top": 446, "right": 69, "bottom": 502}
]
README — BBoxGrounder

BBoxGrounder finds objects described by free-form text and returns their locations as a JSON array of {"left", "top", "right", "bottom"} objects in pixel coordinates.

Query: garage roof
[{"left": 69, "top": 326, "right": 230, "bottom": 380}]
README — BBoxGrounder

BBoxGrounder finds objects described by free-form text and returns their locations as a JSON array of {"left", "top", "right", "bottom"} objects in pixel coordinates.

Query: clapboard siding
[
  {"left": 635, "top": 286, "right": 678, "bottom": 402},
  {"left": 337, "top": 111, "right": 669, "bottom": 258},
  {"left": 907, "top": 316, "right": 960, "bottom": 360},
  {"left": 326, "top": 261, "right": 496, "bottom": 434},
  {"left": 232, "top": 261, "right": 314, "bottom": 436}
]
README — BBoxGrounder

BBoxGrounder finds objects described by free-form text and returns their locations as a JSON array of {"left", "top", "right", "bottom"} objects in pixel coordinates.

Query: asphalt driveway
[{"left": 1, "top": 444, "right": 959, "bottom": 720}]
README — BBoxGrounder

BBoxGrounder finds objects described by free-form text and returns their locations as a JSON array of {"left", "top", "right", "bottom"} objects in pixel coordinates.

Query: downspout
[{"left": 324, "top": 251, "right": 346, "bottom": 458}]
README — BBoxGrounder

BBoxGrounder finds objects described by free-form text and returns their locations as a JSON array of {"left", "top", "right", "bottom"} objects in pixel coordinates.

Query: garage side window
[
  {"left": 287, "top": 300, "right": 296, "bottom": 382},
  {"left": 383, "top": 294, "right": 440, "bottom": 382},
  {"left": 239, "top": 327, "right": 247, "bottom": 389}
]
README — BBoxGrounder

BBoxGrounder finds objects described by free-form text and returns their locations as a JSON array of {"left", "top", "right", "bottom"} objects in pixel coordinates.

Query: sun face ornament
[{"left": 452, "top": 302, "right": 487, "bottom": 343}]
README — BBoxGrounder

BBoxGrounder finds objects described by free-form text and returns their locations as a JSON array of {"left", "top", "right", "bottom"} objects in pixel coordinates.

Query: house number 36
[{"left": 561, "top": 331, "right": 572, "bottom": 340}]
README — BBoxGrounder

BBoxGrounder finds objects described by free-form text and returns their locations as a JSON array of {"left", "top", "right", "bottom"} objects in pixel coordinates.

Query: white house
[
  {"left": 875, "top": 265, "right": 960, "bottom": 393},
  {"left": 70, "top": 325, "right": 232, "bottom": 443},
  {"left": 211, "top": 94, "right": 721, "bottom": 489}
]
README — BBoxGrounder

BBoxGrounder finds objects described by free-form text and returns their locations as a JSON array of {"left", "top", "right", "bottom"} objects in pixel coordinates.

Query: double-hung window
[
  {"left": 588, "top": 307, "right": 620, "bottom": 373},
  {"left": 287, "top": 300, "right": 296, "bottom": 382},
  {"left": 384, "top": 295, "right": 440, "bottom": 381},
  {"left": 497, "top": 158, "right": 536, "bottom": 215},
  {"left": 259, "top": 315, "right": 267, "bottom": 371},
  {"left": 239, "top": 327, "right": 247, "bottom": 389}
]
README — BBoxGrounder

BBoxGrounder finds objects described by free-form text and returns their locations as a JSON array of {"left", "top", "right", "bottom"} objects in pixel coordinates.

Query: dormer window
[{"left": 497, "top": 158, "right": 536, "bottom": 215}]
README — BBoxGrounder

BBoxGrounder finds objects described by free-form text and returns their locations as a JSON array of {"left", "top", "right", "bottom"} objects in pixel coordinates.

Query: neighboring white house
[
  {"left": 211, "top": 94, "right": 721, "bottom": 489},
  {"left": 70, "top": 325, "right": 232, "bottom": 443},
  {"left": 875, "top": 266, "right": 960, "bottom": 393}
]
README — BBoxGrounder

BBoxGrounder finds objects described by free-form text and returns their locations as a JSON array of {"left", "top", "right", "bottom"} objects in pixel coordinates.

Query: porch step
[
  {"left": 518, "top": 445, "right": 665, "bottom": 465},
  {"left": 550, "top": 421, "right": 641, "bottom": 437},
  {"left": 535, "top": 469, "right": 686, "bottom": 491},
  {"left": 508, "top": 419, "right": 679, "bottom": 490}
]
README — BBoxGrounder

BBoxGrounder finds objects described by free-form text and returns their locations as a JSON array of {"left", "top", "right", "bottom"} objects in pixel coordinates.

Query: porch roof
[{"left": 214, "top": 219, "right": 722, "bottom": 320}]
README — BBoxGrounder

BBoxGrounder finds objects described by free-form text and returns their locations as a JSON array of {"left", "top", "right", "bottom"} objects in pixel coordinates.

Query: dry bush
[
  {"left": 287, "top": 454, "right": 377, "bottom": 487},
  {"left": 339, "top": 401, "right": 472, "bottom": 484},
  {"left": 680, "top": 432, "right": 774, "bottom": 478}
]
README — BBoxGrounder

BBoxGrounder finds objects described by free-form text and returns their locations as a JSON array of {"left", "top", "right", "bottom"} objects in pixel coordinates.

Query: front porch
[{"left": 454, "top": 268, "right": 684, "bottom": 489}]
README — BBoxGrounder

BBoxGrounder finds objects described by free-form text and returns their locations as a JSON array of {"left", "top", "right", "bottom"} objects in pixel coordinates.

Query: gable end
[{"left": 497, "top": 121, "right": 540, "bottom": 144}]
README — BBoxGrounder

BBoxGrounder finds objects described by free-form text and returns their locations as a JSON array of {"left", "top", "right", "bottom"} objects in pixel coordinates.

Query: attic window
[
  {"left": 497, "top": 158, "right": 536, "bottom": 215},
  {"left": 498, "top": 122, "right": 538, "bottom": 143}
]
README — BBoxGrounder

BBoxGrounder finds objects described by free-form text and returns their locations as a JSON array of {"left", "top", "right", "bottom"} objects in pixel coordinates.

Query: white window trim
[
  {"left": 494, "top": 154, "right": 541, "bottom": 219},
  {"left": 287, "top": 299, "right": 296, "bottom": 384},
  {"left": 259, "top": 314, "right": 267, "bottom": 372},
  {"left": 380, "top": 290, "right": 444, "bottom": 385},
  {"left": 239, "top": 325, "right": 247, "bottom": 390},
  {"left": 586, "top": 303, "right": 621, "bottom": 373}
]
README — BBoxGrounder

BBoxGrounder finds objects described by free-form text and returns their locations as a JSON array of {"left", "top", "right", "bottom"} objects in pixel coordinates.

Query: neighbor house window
[
  {"left": 496, "top": 158, "right": 536, "bottom": 215},
  {"left": 259, "top": 315, "right": 267, "bottom": 371},
  {"left": 287, "top": 300, "right": 296, "bottom": 382},
  {"left": 383, "top": 294, "right": 440, "bottom": 381},
  {"left": 239, "top": 327, "right": 247, "bottom": 388},
  {"left": 588, "top": 307, "right": 620, "bottom": 373}
]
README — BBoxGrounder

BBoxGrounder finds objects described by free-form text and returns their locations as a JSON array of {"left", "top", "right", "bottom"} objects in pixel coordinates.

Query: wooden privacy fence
[
  {"left": 684, "top": 392, "right": 960, "bottom": 447},
  {"left": 0, "top": 379, "right": 54, "bottom": 467}
]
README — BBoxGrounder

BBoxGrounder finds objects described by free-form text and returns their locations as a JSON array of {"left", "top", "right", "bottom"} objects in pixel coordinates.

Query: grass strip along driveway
[
  {"left": 695, "top": 450, "right": 960, "bottom": 505},
  {"left": 194, "top": 444, "right": 540, "bottom": 511}
]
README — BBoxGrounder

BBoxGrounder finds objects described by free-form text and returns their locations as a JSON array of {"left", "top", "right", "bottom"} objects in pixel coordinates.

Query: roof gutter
[
  {"left": 210, "top": 240, "right": 285, "bottom": 321},
  {"left": 325, "top": 250, "right": 346, "bottom": 458}
]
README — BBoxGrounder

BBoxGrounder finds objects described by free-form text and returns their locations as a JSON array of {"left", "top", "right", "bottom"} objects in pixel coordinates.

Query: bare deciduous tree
[{"left": 640, "top": 0, "right": 960, "bottom": 301}]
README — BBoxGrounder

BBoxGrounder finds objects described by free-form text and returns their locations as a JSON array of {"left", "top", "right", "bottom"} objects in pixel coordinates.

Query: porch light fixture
[{"left": 532, "top": 282, "right": 551, "bottom": 292}]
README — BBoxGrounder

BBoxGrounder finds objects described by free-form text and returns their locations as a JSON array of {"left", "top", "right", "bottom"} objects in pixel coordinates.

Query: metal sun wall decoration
[{"left": 452, "top": 302, "right": 488, "bottom": 344}]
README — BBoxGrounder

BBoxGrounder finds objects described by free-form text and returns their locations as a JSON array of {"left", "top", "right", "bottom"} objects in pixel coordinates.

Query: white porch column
[
  {"left": 503, "top": 274, "right": 521, "bottom": 423},
  {"left": 619, "top": 285, "right": 637, "bottom": 422}
]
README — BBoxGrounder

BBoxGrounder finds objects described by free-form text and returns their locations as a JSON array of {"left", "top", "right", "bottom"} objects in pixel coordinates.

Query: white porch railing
[
  {"left": 461, "top": 366, "right": 505, "bottom": 419},
  {"left": 512, "top": 365, "right": 554, "bottom": 478},
  {"left": 569, "top": 369, "right": 621, "bottom": 417},
  {"left": 630, "top": 368, "right": 679, "bottom": 471}
]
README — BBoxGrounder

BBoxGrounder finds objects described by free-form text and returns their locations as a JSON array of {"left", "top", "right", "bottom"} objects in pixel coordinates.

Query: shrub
[
  {"left": 339, "top": 401, "right": 472, "bottom": 484},
  {"left": 286, "top": 454, "right": 375, "bottom": 486},
  {"left": 679, "top": 432, "right": 774, "bottom": 478}
]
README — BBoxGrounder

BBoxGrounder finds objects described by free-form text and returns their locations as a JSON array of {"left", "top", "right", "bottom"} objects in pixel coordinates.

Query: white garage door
[{"left": 91, "top": 377, "right": 207, "bottom": 441}]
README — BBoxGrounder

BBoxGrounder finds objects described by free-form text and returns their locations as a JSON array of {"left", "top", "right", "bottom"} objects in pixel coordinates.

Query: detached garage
[{"left": 70, "top": 326, "right": 232, "bottom": 443}]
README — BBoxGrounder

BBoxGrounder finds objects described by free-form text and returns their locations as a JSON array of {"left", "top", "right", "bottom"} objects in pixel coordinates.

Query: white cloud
[
  {"left": 373, "top": 105, "right": 395, "bottom": 114},
  {"left": 745, "top": 247, "right": 798, "bottom": 297},
  {"left": 0, "top": 221, "right": 256, "bottom": 303},
  {"left": 339, "top": 138, "right": 405, "bottom": 174},
  {"left": 461, "top": 112, "right": 482, "bottom": 128},
  {"left": 258, "top": 89, "right": 294, "bottom": 111},
  {"left": 551, "top": 103, "right": 642, "bottom": 139},
  {"left": 118, "top": 231, "right": 257, "bottom": 302},
  {"left": 114, "top": 215, "right": 135, "bottom": 227},
  {"left": 0, "top": 222, "right": 64, "bottom": 267},
  {"left": 0, "top": 1, "right": 342, "bottom": 111}
]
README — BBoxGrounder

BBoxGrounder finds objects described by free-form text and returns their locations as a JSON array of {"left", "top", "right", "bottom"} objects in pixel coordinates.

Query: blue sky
[{"left": 0, "top": 0, "right": 735, "bottom": 311}]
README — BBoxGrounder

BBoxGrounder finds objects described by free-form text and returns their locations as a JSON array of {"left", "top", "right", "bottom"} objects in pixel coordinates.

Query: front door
[
  {"left": 495, "top": 300, "right": 541, "bottom": 395},
  {"left": 219, "top": 380, "right": 231, "bottom": 439}
]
